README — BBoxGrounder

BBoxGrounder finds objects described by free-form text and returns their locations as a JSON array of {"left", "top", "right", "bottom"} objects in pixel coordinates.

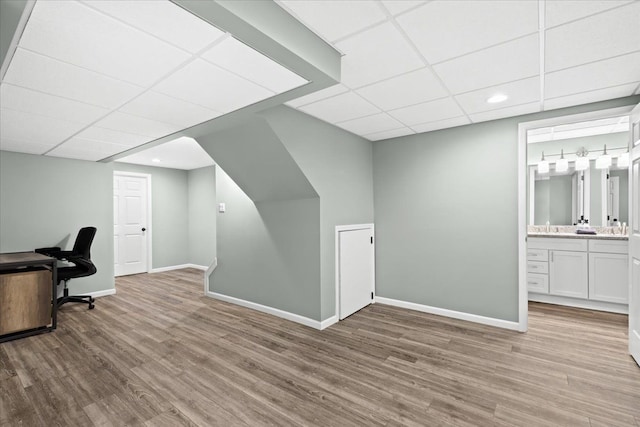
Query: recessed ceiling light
[
  {"left": 487, "top": 94, "right": 508, "bottom": 104},
  {"left": 152, "top": 158, "right": 161, "bottom": 163}
]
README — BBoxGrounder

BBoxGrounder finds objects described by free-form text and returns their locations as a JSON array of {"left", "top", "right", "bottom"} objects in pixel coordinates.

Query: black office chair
[{"left": 36, "top": 227, "right": 98, "bottom": 310}]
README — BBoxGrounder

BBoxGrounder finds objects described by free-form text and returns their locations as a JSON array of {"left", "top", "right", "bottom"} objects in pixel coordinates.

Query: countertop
[{"left": 527, "top": 232, "right": 628, "bottom": 241}]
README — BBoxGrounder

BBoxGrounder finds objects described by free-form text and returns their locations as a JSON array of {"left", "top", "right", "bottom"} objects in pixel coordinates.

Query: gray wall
[
  {"left": 113, "top": 163, "right": 189, "bottom": 269},
  {"left": 199, "top": 105, "right": 373, "bottom": 321},
  {"left": 214, "top": 167, "right": 321, "bottom": 319},
  {"left": 188, "top": 166, "right": 217, "bottom": 267},
  {"left": 0, "top": 151, "right": 114, "bottom": 295},
  {"left": 534, "top": 179, "right": 551, "bottom": 225},
  {"left": 373, "top": 96, "right": 639, "bottom": 322},
  {"left": 549, "top": 175, "right": 573, "bottom": 225},
  {"left": 262, "top": 106, "right": 374, "bottom": 320}
]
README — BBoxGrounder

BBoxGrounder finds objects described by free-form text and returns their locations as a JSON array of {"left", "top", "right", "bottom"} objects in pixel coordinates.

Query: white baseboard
[
  {"left": 77, "top": 288, "right": 116, "bottom": 298},
  {"left": 150, "top": 263, "right": 207, "bottom": 273},
  {"left": 529, "top": 293, "right": 628, "bottom": 314},
  {"left": 204, "top": 257, "right": 217, "bottom": 294},
  {"left": 375, "top": 296, "right": 521, "bottom": 331},
  {"left": 320, "top": 315, "right": 338, "bottom": 330},
  {"left": 205, "top": 291, "right": 331, "bottom": 330}
]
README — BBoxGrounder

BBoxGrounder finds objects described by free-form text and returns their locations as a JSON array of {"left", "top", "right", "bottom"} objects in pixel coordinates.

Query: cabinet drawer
[
  {"left": 527, "top": 248, "right": 548, "bottom": 261},
  {"left": 527, "top": 261, "right": 549, "bottom": 274},
  {"left": 588, "top": 239, "right": 628, "bottom": 254},
  {"left": 528, "top": 238, "right": 588, "bottom": 252},
  {"left": 527, "top": 273, "right": 549, "bottom": 293}
]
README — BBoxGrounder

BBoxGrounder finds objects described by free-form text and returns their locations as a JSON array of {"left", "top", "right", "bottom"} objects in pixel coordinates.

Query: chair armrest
[
  {"left": 35, "top": 247, "right": 61, "bottom": 255},
  {"left": 36, "top": 247, "right": 75, "bottom": 260}
]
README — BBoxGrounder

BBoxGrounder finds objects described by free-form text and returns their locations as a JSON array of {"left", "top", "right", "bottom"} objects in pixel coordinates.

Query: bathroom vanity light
[
  {"left": 617, "top": 151, "right": 630, "bottom": 168},
  {"left": 538, "top": 152, "right": 549, "bottom": 174},
  {"left": 595, "top": 145, "right": 611, "bottom": 169},
  {"left": 575, "top": 147, "right": 590, "bottom": 171},
  {"left": 555, "top": 149, "right": 568, "bottom": 172}
]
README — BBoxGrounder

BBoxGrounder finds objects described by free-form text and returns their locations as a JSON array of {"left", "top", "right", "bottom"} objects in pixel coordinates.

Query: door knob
[{"left": 142, "top": 227, "right": 146, "bottom": 232}]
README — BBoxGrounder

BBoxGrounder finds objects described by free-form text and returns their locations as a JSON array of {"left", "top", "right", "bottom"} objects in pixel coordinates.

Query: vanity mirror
[{"left": 527, "top": 115, "right": 630, "bottom": 227}]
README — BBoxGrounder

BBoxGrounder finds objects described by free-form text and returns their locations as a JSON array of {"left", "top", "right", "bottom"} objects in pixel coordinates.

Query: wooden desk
[{"left": 0, "top": 252, "right": 57, "bottom": 343}]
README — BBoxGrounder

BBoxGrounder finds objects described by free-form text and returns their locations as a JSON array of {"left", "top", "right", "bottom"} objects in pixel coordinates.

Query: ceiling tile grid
[
  {"left": 279, "top": 0, "right": 640, "bottom": 141},
  {"left": 1, "top": 0, "right": 308, "bottom": 161}
]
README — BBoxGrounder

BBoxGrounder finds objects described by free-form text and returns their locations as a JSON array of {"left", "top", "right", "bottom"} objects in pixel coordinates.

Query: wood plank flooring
[{"left": 1, "top": 268, "right": 639, "bottom": 426}]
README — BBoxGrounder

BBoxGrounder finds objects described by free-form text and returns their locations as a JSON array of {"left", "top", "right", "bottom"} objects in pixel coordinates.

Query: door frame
[
  {"left": 335, "top": 223, "right": 375, "bottom": 320},
  {"left": 113, "top": 171, "right": 153, "bottom": 275},
  {"left": 518, "top": 105, "right": 634, "bottom": 333}
]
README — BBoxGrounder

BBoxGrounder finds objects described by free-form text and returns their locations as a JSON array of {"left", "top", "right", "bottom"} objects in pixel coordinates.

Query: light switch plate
[{"left": 218, "top": 202, "right": 226, "bottom": 213}]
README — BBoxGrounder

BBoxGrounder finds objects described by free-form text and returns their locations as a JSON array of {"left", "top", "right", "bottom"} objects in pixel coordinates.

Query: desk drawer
[
  {"left": 528, "top": 273, "right": 549, "bottom": 293},
  {"left": 527, "top": 261, "right": 549, "bottom": 274},
  {"left": 527, "top": 249, "right": 548, "bottom": 262}
]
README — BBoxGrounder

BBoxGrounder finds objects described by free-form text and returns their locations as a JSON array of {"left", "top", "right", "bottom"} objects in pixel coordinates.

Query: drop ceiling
[
  {"left": 0, "top": 0, "right": 308, "bottom": 161},
  {"left": 116, "top": 136, "right": 214, "bottom": 170},
  {"left": 280, "top": 0, "right": 640, "bottom": 141}
]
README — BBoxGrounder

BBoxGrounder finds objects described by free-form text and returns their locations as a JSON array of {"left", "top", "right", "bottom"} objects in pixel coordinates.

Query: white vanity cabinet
[
  {"left": 588, "top": 240, "right": 628, "bottom": 304},
  {"left": 549, "top": 250, "right": 588, "bottom": 299},
  {"left": 527, "top": 237, "right": 628, "bottom": 312}
]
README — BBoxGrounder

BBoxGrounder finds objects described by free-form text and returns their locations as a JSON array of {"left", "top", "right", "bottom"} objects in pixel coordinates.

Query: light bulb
[
  {"left": 575, "top": 157, "right": 589, "bottom": 171},
  {"left": 617, "top": 152, "right": 630, "bottom": 168},
  {"left": 556, "top": 158, "right": 568, "bottom": 172}
]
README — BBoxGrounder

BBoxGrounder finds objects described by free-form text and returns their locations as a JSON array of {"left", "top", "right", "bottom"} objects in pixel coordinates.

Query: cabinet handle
[
  {"left": 551, "top": 251, "right": 554, "bottom": 262},
  {"left": 528, "top": 252, "right": 537, "bottom": 257},
  {"left": 528, "top": 281, "right": 536, "bottom": 285}
]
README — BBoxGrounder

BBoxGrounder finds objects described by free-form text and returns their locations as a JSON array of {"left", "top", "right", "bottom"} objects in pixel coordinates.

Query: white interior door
[
  {"left": 114, "top": 173, "right": 149, "bottom": 277},
  {"left": 338, "top": 226, "right": 375, "bottom": 320},
  {"left": 629, "top": 102, "right": 640, "bottom": 366}
]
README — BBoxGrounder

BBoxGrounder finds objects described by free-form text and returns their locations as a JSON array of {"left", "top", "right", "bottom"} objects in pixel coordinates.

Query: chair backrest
[{"left": 72, "top": 227, "right": 97, "bottom": 260}]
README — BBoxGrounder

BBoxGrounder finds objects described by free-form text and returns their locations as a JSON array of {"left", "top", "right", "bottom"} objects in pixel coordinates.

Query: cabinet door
[
  {"left": 588, "top": 252, "right": 628, "bottom": 304},
  {"left": 549, "top": 250, "right": 588, "bottom": 299}
]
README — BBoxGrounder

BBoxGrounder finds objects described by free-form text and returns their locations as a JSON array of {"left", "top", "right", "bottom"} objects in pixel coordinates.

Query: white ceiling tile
[
  {"left": 545, "top": 52, "right": 640, "bottom": 99},
  {"left": 381, "top": 1, "right": 427, "bottom": 16},
  {"left": 47, "top": 142, "right": 126, "bottom": 161},
  {"left": 410, "top": 116, "right": 471, "bottom": 134},
  {"left": 94, "top": 111, "right": 181, "bottom": 139},
  {"left": 285, "top": 84, "right": 349, "bottom": 108},
  {"left": 469, "top": 102, "right": 541, "bottom": 123},
  {"left": 3, "top": 49, "right": 143, "bottom": 109},
  {"left": 84, "top": 0, "right": 226, "bottom": 53},
  {"left": 336, "top": 113, "right": 405, "bottom": 135},
  {"left": 51, "top": 137, "right": 131, "bottom": 158},
  {"left": 279, "top": 0, "right": 387, "bottom": 42},
  {"left": 364, "top": 127, "right": 415, "bottom": 141},
  {"left": 455, "top": 77, "right": 540, "bottom": 115},
  {"left": 0, "top": 139, "right": 53, "bottom": 155},
  {"left": 434, "top": 34, "right": 539, "bottom": 95},
  {"left": 0, "top": 108, "right": 85, "bottom": 147},
  {"left": 388, "top": 97, "right": 464, "bottom": 127},
  {"left": 298, "top": 91, "right": 380, "bottom": 123},
  {"left": 356, "top": 68, "right": 448, "bottom": 111},
  {"left": 117, "top": 137, "right": 215, "bottom": 170},
  {"left": 0, "top": 84, "right": 109, "bottom": 126},
  {"left": 397, "top": 1, "right": 538, "bottom": 64},
  {"left": 201, "top": 36, "right": 307, "bottom": 93},
  {"left": 336, "top": 22, "right": 424, "bottom": 88},
  {"left": 120, "top": 91, "right": 222, "bottom": 129},
  {"left": 153, "top": 59, "right": 274, "bottom": 113},
  {"left": 544, "top": 83, "right": 639, "bottom": 111},
  {"left": 20, "top": 0, "right": 190, "bottom": 87},
  {"left": 545, "top": 2, "right": 640, "bottom": 72},
  {"left": 74, "top": 126, "right": 150, "bottom": 147},
  {"left": 545, "top": 0, "right": 632, "bottom": 29}
]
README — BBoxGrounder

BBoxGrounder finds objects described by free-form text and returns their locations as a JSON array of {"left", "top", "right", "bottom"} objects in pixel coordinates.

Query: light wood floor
[{"left": 1, "top": 269, "right": 639, "bottom": 426}]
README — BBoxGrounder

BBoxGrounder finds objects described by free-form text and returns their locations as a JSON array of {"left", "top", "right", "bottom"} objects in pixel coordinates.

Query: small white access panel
[
  {"left": 114, "top": 173, "right": 149, "bottom": 276},
  {"left": 338, "top": 225, "right": 375, "bottom": 320}
]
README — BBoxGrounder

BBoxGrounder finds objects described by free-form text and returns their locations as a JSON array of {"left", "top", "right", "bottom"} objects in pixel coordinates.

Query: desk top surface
[{"left": 0, "top": 252, "right": 56, "bottom": 269}]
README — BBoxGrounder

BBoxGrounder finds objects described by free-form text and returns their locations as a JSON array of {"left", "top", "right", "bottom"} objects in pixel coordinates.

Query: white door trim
[
  {"left": 334, "top": 223, "right": 375, "bottom": 322},
  {"left": 113, "top": 171, "right": 152, "bottom": 274},
  {"left": 518, "top": 105, "right": 634, "bottom": 333}
]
